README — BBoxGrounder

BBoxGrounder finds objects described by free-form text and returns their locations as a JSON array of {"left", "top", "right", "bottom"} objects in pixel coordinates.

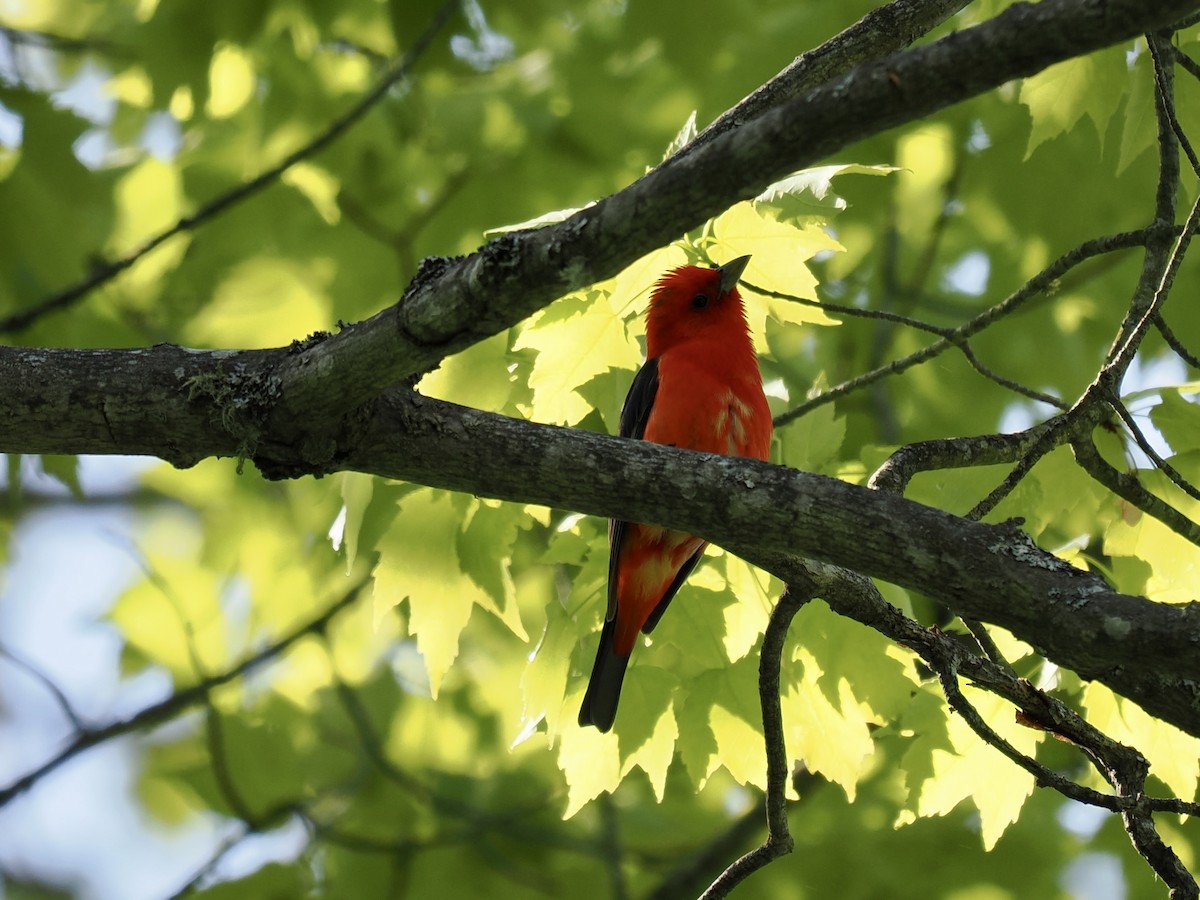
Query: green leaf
[
  {"left": 512, "top": 290, "right": 641, "bottom": 425},
  {"left": 186, "top": 257, "right": 332, "bottom": 349},
  {"left": 893, "top": 123, "right": 955, "bottom": 241},
  {"left": 900, "top": 684, "right": 1040, "bottom": 849},
  {"left": 1019, "top": 47, "right": 1127, "bottom": 159},
  {"left": 1118, "top": 47, "right": 1158, "bottom": 174},
  {"left": 37, "top": 455, "right": 81, "bottom": 497},
  {"left": 1084, "top": 682, "right": 1200, "bottom": 800},
  {"left": 193, "top": 863, "right": 305, "bottom": 899},
  {"left": 707, "top": 653, "right": 769, "bottom": 790},
  {"left": 616, "top": 668, "right": 678, "bottom": 801},
  {"left": 779, "top": 400, "right": 845, "bottom": 473},
  {"left": 419, "top": 330, "right": 517, "bottom": 413},
  {"left": 1102, "top": 457, "right": 1200, "bottom": 604},
  {"left": 109, "top": 554, "right": 229, "bottom": 682},
  {"left": 557, "top": 719, "right": 621, "bottom": 818},
  {"left": 1149, "top": 388, "right": 1200, "bottom": 456},
  {"left": 719, "top": 554, "right": 776, "bottom": 662},
  {"left": 338, "top": 471, "right": 374, "bottom": 573},
  {"left": 521, "top": 601, "right": 577, "bottom": 739},
  {"left": 373, "top": 489, "right": 492, "bottom": 697},
  {"left": 458, "top": 498, "right": 528, "bottom": 640},
  {"left": 753, "top": 163, "right": 899, "bottom": 225}
]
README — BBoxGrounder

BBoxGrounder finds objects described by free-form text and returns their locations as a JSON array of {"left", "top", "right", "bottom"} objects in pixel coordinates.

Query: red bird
[{"left": 578, "top": 255, "right": 773, "bottom": 732}]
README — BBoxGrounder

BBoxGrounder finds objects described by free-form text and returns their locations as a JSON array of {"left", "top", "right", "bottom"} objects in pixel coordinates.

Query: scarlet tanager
[{"left": 578, "top": 255, "right": 773, "bottom": 732}]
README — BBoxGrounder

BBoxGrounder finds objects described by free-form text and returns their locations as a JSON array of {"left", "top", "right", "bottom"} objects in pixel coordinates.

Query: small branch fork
[
  {"left": 738, "top": 24, "right": 1200, "bottom": 898},
  {"left": 769, "top": 560, "right": 1200, "bottom": 899},
  {"left": 853, "top": 27, "right": 1200, "bottom": 542}
]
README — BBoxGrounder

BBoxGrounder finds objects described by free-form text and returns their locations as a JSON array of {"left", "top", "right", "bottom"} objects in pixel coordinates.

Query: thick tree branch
[
  {"left": 678, "top": 0, "right": 973, "bottom": 159},
  {"left": 3, "top": 344, "right": 1200, "bottom": 739},
  {"left": 335, "top": 395, "right": 1199, "bottom": 739},
  {"left": 268, "top": 0, "right": 1200, "bottom": 431},
  {"left": 2, "top": 0, "right": 1191, "bottom": 465}
]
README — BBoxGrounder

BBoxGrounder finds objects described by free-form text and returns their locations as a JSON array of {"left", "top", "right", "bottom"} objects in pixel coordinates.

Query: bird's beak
[{"left": 716, "top": 255, "right": 751, "bottom": 296}]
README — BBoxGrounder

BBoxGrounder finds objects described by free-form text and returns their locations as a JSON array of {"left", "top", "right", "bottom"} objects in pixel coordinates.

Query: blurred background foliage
[{"left": 1, "top": 0, "right": 1199, "bottom": 897}]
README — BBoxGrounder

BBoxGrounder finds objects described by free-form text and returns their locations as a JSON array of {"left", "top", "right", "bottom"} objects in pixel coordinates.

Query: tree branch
[
  {"left": 778, "top": 228, "right": 1153, "bottom": 426},
  {"left": 677, "top": 0, "right": 973, "bottom": 160},
  {"left": 700, "top": 588, "right": 809, "bottom": 899},
  {"left": 267, "top": 0, "right": 1200, "bottom": 430}
]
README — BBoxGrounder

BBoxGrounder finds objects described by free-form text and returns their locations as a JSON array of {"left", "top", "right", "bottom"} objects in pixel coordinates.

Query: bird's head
[{"left": 645, "top": 256, "right": 752, "bottom": 358}]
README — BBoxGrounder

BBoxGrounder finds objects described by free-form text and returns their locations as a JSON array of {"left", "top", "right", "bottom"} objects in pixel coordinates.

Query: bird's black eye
[{"left": 691, "top": 293, "right": 709, "bottom": 309}]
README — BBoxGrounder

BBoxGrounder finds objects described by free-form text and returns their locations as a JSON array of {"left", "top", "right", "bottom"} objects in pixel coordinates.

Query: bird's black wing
[{"left": 606, "top": 357, "right": 659, "bottom": 619}]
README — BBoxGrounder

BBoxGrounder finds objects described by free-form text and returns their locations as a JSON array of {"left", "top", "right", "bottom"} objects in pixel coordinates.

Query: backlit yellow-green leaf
[
  {"left": 110, "top": 556, "right": 228, "bottom": 681},
  {"left": 710, "top": 704, "right": 766, "bottom": 790},
  {"left": 458, "top": 498, "right": 527, "bottom": 640},
  {"left": 707, "top": 655, "right": 766, "bottom": 788},
  {"left": 373, "top": 489, "right": 480, "bottom": 697},
  {"left": 782, "top": 676, "right": 874, "bottom": 800},
  {"left": 709, "top": 203, "right": 841, "bottom": 353},
  {"left": 282, "top": 162, "right": 341, "bottom": 224},
  {"left": 559, "top": 720, "right": 621, "bottom": 818},
  {"left": 721, "top": 554, "right": 775, "bottom": 662},
  {"left": 513, "top": 290, "right": 640, "bottom": 425},
  {"left": 617, "top": 673, "right": 678, "bottom": 801},
  {"left": 271, "top": 636, "right": 333, "bottom": 710},
  {"left": 328, "top": 581, "right": 400, "bottom": 685},
  {"left": 419, "top": 331, "right": 516, "bottom": 413},
  {"left": 753, "top": 163, "right": 900, "bottom": 224},
  {"left": 608, "top": 243, "right": 690, "bottom": 321},
  {"left": 902, "top": 686, "right": 1039, "bottom": 849},
  {"left": 1083, "top": 683, "right": 1200, "bottom": 800},
  {"left": 111, "top": 157, "right": 185, "bottom": 292},
  {"left": 1019, "top": 48, "right": 1126, "bottom": 159},
  {"left": 187, "top": 258, "right": 331, "bottom": 348},
  {"left": 895, "top": 124, "right": 954, "bottom": 239},
  {"left": 338, "top": 471, "right": 374, "bottom": 573},
  {"left": 1103, "top": 478, "right": 1200, "bottom": 604},
  {"left": 520, "top": 601, "right": 576, "bottom": 740}
]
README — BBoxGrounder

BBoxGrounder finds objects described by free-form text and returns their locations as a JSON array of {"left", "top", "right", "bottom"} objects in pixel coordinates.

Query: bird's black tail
[{"left": 578, "top": 616, "right": 630, "bottom": 732}]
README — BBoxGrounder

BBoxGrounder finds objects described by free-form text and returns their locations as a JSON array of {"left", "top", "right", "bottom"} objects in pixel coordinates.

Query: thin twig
[
  {"left": 1150, "top": 35, "right": 1200, "bottom": 175},
  {"left": 1154, "top": 314, "right": 1200, "bottom": 369},
  {"left": 776, "top": 229, "right": 1151, "bottom": 426},
  {"left": 0, "top": 25, "right": 129, "bottom": 58},
  {"left": 749, "top": 282, "right": 953, "bottom": 337},
  {"left": 1107, "top": 395, "right": 1200, "bottom": 503},
  {"left": 868, "top": 426, "right": 1053, "bottom": 494},
  {"left": 776, "top": 559, "right": 1200, "bottom": 819},
  {"left": 0, "top": 644, "right": 85, "bottom": 730},
  {"left": 0, "top": 579, "right": 367, "bottom": 807},
  {"left": 957, "top": 342, "right": 1068, "bottom": 410},
  {"left": 1071, "top": 436, "right": 1200, "bottom": 546},
  {"left": 647, "top": 807, "right": 766, "bottom": 900},
  {"left": 700, "top": 587, "right": 810, "bottom": 899},
  {"left": 967, "top": 411, "right": 1080, "bottom": 519},
  {"left": 1104, "top": 192, "right": 1200, "bottom": 382}
]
